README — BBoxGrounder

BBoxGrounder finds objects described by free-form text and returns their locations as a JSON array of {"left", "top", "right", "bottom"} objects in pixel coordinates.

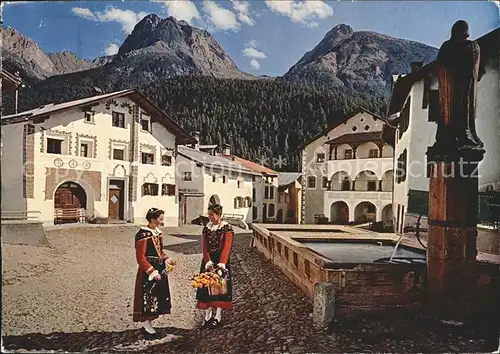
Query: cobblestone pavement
[{"left": 2, "top": 227, "right": 499, "bottom": 353}]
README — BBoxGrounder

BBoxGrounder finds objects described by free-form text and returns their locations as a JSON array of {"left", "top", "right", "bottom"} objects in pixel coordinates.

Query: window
[
  {"left": 212, "top": 175, "right": 217, "bottom": 183},
  {"left": 344, "top": 149, "right": 353, "bottom": 159},
  {"left": 396, "top": 149, "right": 408, "bottom": 183},
  {"left": 268, "top": 203, "right": 275, "bottom": 217},
  {"left": 322, "top": 177, "right": 329, "bottom": 189},
  {"left": 113, "top": 148, "right": 125, "bottom": 160},
  {"left": 367, "top": 181, "right": 377, "bottom": 191},
  {"left": 80, "top": 142, "right": 90, "bottom": 157},
  {"left": 285, "top": 194, "right": 290, "bottom": 203},
  {"left": 369, "top": 149, "right": 379, "bottom": 158},
  {"left": 141, "top": 117, "right": 150, "bottom": 132},
  {"left": 265, "top": 186, "right": 269, "bottom": 199},
  {"left": 307, "top": 176, "right": 316, "bottom": 189},
  {"left": 252, "top": 188, "right": 256, "bottom": 200},
  {"left": 237, "top": 180, "right": 242, "bottom": 188},
  {"left": 141, "top": 152, "right": 154, "bottom": 165},
  {"left": 428, "top": 90, "right": 439, "bottom": 122},
  {"left": 84, "top": 111, "right": 94, "bottom": 123},
  {"left": 112, "top": 111, "right": 125, "bottom": 128},
  {"left": 269, "top": 186, "right": 274, "bottom": 199},
  {"left": 252, "top": 206, "right": 258, "bottom": 220},
  {"left": 161, "top": 184, "right": 175, "bottom": 196},
  {"left": 161, "top": 155, "right": 172, "bottom": 166},
  {"left": 316, "top": 153, "right": 325, "bottom": 163},
  {"left": 341, "top": 180, "right": 350, "bottom": 191},
  {"left": 234, "top": 197, "right": 239, "bottom": 209},
  {"left": 142, "top": 183, "right": 159, "bottom": 196},
  {"left": 184, "top": 172, "right": 192, "bottom": 181},
  {"left": 398, "top": 97, "right": 411, "bottom": 139},
  {"left": 222, "top": 176, "right": 227, "bottom": 184},
  {"left": 47, "top": 138, "right": 62, "bottom": 154}
]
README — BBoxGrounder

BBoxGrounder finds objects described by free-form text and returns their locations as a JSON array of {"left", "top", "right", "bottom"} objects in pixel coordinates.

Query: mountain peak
[{"left": 328, "top": 24, "right": 354, "bottom": 37}]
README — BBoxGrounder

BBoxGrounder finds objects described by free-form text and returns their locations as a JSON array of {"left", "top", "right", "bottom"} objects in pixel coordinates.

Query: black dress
[
  {"left": 196, "top": 222, "right": 234, "bottom": 309},
  {"left": 133, "top": 227, "right": 171, "bottom": 322}
]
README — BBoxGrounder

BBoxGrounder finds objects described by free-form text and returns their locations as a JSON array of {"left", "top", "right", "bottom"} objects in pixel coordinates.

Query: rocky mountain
[
  {"left": 1, "top": 27, "right": 110, "bottom": 80},
  {"left": 283, "top": 24, "right": 438, "bottom": 94}
]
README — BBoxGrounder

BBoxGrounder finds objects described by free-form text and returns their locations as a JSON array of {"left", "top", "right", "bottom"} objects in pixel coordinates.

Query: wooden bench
[{"left": 54, "top": 208, "right": 87, "bottom": 224}]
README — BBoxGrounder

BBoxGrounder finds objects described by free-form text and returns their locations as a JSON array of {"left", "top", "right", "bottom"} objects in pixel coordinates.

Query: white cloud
[
  {"left": 71, "top": 7, "right": 97, "bottom": 20},
  {"left": 203, "top": 0, "right": 240, "bottom": 31},
  {"left": 250, "top": 59, "right": 260, "bottom": 70},
  {"left": 71, "top": 6, "right": 149, "bottom": 34},
  {"left": 104, "top": 43, "right": 120, "bottom": 56},
  {"left": 264, "top": 0, "right": 333, "bottom": 27},
  {"left": 242, "top": 47, "right": 267, "bottom": 59},
  {"left": 160, "top": 0, "right": 200, "bottom": 24},
  {"left": 231, "top": 0, "right": 255, "bottom": 26},
  {"left": 245, "top": 39, "right": 258, "bottom": 48}
]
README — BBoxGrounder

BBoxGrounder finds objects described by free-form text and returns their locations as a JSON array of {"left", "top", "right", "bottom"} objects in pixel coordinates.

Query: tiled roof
[
  {"left": 1, "top": 89, "right": 195, "bottom": 144},
  {"left": 278, "top": 172, "right": 301, "bottom": 186},
  {"left": 178, "top": 146, "right": 260, "bottom": 175},
  {"left": 220, "top": 154, "right": 278, "bottom": 175},
  {"left": 325, "top": 131, "right": 383, "bottom": 145}
]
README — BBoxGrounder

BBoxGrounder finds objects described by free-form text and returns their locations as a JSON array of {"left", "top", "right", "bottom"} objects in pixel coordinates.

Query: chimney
[
  {"left": 410, "top": 61, "right": 424, "bottom": 73},
  {"left": 222, "top": 143, "right": 230, "bottom": 155},
  {"left": 190, "top": 131, "right": 200, "bottom": 150}
]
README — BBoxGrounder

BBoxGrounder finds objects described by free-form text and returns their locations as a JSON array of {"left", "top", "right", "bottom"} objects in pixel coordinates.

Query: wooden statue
[{"left": 435, "top": 20, "right": 483, "bottom": 152}]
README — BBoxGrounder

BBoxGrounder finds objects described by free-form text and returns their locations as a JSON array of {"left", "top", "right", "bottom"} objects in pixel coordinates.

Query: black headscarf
[
  {"left": 146, "top": 207, "right": 164, "bottom": 221},
  {"left": 208, "top": 204, "right": 223, "bottom": 216}
]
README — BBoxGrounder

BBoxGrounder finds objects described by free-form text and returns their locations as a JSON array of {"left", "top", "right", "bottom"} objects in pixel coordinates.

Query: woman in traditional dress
[
  {"left": 196, "top": 203, "right": 234, "bottom": 328},
  {"left": 133, "top": 208, "right": 174, "bottom": 337}
]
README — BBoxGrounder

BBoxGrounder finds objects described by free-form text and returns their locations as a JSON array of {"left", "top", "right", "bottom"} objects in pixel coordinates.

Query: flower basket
[{"left": 192, "top": 266, "right": 228, "bottom": 295}]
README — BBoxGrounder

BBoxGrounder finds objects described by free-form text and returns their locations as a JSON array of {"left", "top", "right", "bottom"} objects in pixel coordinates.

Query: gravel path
[{"left": 2, "top": 225, "right": 499, "bottom": 353}]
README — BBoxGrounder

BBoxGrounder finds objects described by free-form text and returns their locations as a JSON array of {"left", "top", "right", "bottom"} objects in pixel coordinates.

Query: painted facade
[
  {"left": 301, "top": 109, "right": 394, "bottom": 224},
  {"left": 1, "top": 90, "right": 193, "bottom": 226}
]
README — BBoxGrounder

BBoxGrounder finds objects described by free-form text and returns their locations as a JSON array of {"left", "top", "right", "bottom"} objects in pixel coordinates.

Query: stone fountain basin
[{"left": 250, "top": 224, "right": 499, "bottom": 315}]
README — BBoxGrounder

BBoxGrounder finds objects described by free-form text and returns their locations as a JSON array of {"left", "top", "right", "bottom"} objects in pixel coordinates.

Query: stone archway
[
  {"left": 54, "top": 181, "right": 92, "bottom": 224},
  {"left": 330, "top": 201, "right": 349, "bottom": 224},
  {"left": 354, "top": 201, "right": 377, "bottom": 223},
  {"left": 382, "top": 204, "right": 393, "bottom": 222},
  {"left": 209, "top": 195, "right": 220, "bottom": 207}
]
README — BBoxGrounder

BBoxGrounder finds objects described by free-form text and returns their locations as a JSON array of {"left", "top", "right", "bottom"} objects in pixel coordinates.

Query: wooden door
[
  {"left": 108, "top": 187, "right": 121, "bottom": 220},
  {"left": 277, "top": 209, "right": 284, "bottom": 223},
  {"left": 338, "top": 204, "right": 349, "bottom": 223},
  {"left": 179, "top": 194, "right": 186, "bottom": 225}
]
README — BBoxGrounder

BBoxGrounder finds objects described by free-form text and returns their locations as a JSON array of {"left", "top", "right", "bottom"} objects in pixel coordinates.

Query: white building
[
  {"left": 301, "top": 108, "right": 394, "bottom": 224},
  {"left": 176, "top": 140, "right": 260, "bottom": 224},
  {"left": 1, "top": 89, "right": 194, "bottom": 226},
  {"left": 382, "top": 28, "right": 500, "bottom": 233},
  {"left": 220, "top": 153, "right": 279, "bottom": 223},
  {"left": 277, "top": 172, "right": 302, "bottom": 224}
]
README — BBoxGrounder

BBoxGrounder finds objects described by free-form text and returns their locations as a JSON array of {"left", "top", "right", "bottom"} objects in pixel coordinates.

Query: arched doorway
[
  {"left": 209, "top": 194, "right": 220, "bottom": 207},
  {"left": 54, "top": 181, "right": 87, "bottom": 224},
  {"left": 354, "top": 201, "right": 377, "bottom": 223},
  {"left": 330, "top": 201, "right": 349, "bottom": 224},
  {"left": 382, "top": 204, "right": 393, "bottom": 222},
  {"left": 277, "top": 209, "right": 284, "bottom": 223}
]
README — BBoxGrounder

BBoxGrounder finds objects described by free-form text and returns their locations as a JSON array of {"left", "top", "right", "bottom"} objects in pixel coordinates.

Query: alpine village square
[{"left": 1, "top": 1, "right": 500, "bottom": 353}]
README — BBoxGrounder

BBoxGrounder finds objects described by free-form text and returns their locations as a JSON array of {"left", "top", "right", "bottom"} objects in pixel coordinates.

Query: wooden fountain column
[{"left": 425, "top": 20, "right": 486, "bottom": 319}]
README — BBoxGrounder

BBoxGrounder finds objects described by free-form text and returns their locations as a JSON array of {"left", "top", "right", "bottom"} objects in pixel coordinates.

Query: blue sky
[{"left": 3, "top": 1, "right": 499, "bottom": 76}]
